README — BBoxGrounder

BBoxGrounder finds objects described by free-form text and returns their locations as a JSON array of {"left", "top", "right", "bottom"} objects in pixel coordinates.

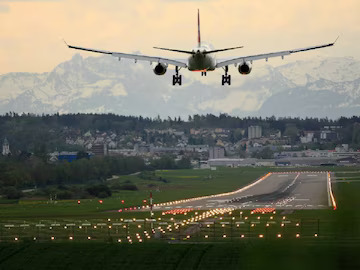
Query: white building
[
  {"left": 248, "top": 126, "right": 262, "bottom": 139},
  {"left": 209, "top": 146, "right": 225, "bottom": 159},
  {"left": 300, "top": 132, "right": 315, "bottom": 143},
  {"left": 2, "top": 138, "right": 10, "bottom": 155}
]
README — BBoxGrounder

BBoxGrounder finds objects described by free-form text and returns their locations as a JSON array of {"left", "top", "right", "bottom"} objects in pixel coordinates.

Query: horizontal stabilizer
[
  {"left": 153, "top": 47, "right": 194, "bottom": 54},
  {"left": 204, "top": 46, "right": 244, "bottom": 54}
]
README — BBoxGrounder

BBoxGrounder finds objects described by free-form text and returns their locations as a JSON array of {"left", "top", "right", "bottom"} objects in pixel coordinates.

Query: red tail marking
[{"left": 197, "top": 9, "right": 201, "bottom": 47}]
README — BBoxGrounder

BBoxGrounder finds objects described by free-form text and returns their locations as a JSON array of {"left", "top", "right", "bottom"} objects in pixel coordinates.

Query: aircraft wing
[
  {"left": 66, "top": 43, "right": 188, "bottom": 68},
  {"left": 215, "top": 39, "right": 337, "bottom": 68}
]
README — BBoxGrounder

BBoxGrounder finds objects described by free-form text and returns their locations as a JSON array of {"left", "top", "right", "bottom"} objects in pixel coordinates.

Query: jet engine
[
  {"left": 153, "top": 63, "right": 167, "bottom": 75},
  {"left": 238, "top": 62, "right": 252, "bottom": 75}
]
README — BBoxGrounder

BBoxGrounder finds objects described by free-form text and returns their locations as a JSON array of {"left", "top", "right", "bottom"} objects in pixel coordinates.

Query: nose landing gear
[
  {"left": 172, "top": 66, "right": 182, "bottom": 85},
  {"left": 221, "top": 66, "right": 231, "bottom": 85}
]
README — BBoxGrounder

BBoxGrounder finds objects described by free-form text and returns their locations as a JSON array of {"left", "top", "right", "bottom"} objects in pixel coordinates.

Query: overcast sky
[{"left": 0, "top": 0, "right": 359, "bottom": 74}]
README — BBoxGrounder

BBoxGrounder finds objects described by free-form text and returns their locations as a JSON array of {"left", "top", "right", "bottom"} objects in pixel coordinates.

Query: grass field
[
  {"left": 1, "top": 167, "right": 360, "bottom": 269},
  {"left": 0, "top": 167, "right": 269, "bottom": 219},
  {"left": 1, "top": 166, "right": 354, "bottom": 220},
  {"left": 1, "top": 241, "right": 360, "bottom": 270}
]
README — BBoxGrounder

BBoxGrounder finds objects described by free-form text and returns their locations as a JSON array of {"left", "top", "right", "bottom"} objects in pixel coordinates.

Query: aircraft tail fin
[{"left": 197, "top": 9, "right": 201, "bottom": 47}]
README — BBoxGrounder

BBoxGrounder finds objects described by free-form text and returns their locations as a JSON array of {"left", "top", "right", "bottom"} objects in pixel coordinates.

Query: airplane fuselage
[{"left": 187, "top": 45, "right": 216, "bottom": 71}]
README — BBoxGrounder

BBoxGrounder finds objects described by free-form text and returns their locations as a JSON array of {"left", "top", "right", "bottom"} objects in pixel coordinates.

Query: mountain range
[{"left": 0, "top": 54, "right": 359, "bottom": 119}]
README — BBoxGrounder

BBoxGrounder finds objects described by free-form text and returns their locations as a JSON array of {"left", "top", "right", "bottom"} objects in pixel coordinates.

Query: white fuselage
[{"left": 187, "top": 44, "right": 216, "bottom": 71}]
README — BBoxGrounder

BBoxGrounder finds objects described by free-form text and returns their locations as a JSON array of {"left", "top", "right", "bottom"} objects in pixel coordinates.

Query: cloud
[
  {"left": 0, "top": 4, "right": 9, "bottom": 12},
  {"left": 0, "top": 0, "right": 61, "bottom": 2}
]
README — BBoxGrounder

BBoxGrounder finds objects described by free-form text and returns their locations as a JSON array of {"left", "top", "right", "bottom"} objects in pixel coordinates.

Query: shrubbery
[
  {"left": 86, "top": 184, "right": 112, "bottom": 198},
  {"left": 2, "top": 187, "right": 23, "bottom": 200}
]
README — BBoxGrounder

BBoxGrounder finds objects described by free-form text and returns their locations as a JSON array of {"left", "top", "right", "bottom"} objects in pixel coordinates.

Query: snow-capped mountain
[{"left": 0, "top": 54, "right": 359, "bottom": 118}]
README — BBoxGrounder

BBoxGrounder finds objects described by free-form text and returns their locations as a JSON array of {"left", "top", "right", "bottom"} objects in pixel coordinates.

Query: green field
[
  {"left": 1, "top": 167, "right": 360, "bottom": 269},
  {"left": 1, "top": 240, "right": 360, "bottom": 270},
  {"left": 0, "top": 167, "right": 269, "bottom": 219}
]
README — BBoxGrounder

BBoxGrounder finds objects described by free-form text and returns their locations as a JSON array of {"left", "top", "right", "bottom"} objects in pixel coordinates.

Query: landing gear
[
  {"left": 201, "top": 71, "right": 207, "bottom": 76},
  {"left": 172, "top": 66, "right": 182, "bottom": 85},
  {"left": 221, "top": 66, "right": 231, "bottom": 85}
]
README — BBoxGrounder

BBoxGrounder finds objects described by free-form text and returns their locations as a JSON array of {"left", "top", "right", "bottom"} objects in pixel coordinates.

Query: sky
[{"left": 0, "top": 0, "right": 359, "bottom": 74}]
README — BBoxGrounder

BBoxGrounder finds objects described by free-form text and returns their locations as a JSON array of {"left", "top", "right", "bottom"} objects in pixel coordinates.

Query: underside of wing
[
  {"left": 216, "top": 40, "right": 337, "bottom": 68},
  {"left": 66, "top": 42, "right": 187, "bottom": 68}
]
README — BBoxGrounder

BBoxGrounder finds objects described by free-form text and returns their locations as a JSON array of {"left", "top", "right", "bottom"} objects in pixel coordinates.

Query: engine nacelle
[
  {"left": 238, "top": 62, "right": 252, "bottom": 75},
  {"left": 153, "top": 63, "right": 167, "bottom": 75}
]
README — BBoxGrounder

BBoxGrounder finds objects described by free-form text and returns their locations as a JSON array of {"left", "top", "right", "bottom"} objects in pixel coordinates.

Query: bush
[
  {"left": 86, "top": 184, "right": 112, "bottom": 198},
  {"left": 2, "top": 187, "right": 23, "bottom": 200},
  {"left": 57, "top": 190, "right": 73, "bottom": 200},
  {"left": 119, "top": 184, "right": 138, "bottom": 191},
  {"left": 98, "top": 191, "right": 109, "bottom": 198}
]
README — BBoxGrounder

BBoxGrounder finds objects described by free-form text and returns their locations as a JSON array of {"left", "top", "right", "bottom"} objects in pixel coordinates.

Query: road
[{"left": 153, "top": 172, "right": 330, "bottom": 211}]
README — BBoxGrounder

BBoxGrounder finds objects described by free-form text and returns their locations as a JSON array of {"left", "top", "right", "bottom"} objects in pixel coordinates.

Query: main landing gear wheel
[
  {"left": 221, "top": 66, "right": 231, "bottom": 85},
  {"left": 172, "top": 66, "right": 182, "bottom": 86},
  {"left": 201, "top": 71, "right": 207, "bottom": 76}
]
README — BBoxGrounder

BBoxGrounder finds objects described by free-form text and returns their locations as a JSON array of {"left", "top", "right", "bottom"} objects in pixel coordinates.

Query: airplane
[{"left": 65, "top": 10, "right": 337, "bottom": 86}]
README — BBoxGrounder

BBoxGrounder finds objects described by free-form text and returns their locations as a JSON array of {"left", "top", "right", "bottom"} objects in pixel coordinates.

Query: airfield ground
[
  {"left": 0, "top": 167, "right": 360, "bottom": 269},
  {"left": 153, "top": 172, "right": 330, "bottom": 211}
]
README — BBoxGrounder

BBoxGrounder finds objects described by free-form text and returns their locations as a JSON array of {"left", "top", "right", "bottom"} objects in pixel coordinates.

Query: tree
[
  {"left": 176, "top": 157, "right": 191, "bottom": 169},
  {"left": 284, "top": 124, "right": 299, "bottom": 143},
  {"left": 251, "top": 148, "right": 274, "bottom": 159},
  {"left": 77, "top": 151, "right": 89, "bottom": 160},
  {"left": 86, "top": 184, "right": 112, "bottom": 198},
  {"left": 2, "top": 187, "right": 23, "bottom": 199}
]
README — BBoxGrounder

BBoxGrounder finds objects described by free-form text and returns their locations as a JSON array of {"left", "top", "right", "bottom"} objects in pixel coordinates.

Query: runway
[{"left": 153, "top": 172, "right": 330, "bottom": 211}]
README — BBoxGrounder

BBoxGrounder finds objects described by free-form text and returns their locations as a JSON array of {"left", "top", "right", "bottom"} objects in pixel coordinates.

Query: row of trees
[
  {"left": 0, "top": 155, "right": 145, "bottom": 189},
  {"left": 0, "top": 154, "right": 192, "bottom": 198}
]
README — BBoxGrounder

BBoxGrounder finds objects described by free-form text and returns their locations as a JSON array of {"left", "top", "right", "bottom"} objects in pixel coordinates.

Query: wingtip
[{"left": 62, "top": 38, "right": 69, "bottom": 47}]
